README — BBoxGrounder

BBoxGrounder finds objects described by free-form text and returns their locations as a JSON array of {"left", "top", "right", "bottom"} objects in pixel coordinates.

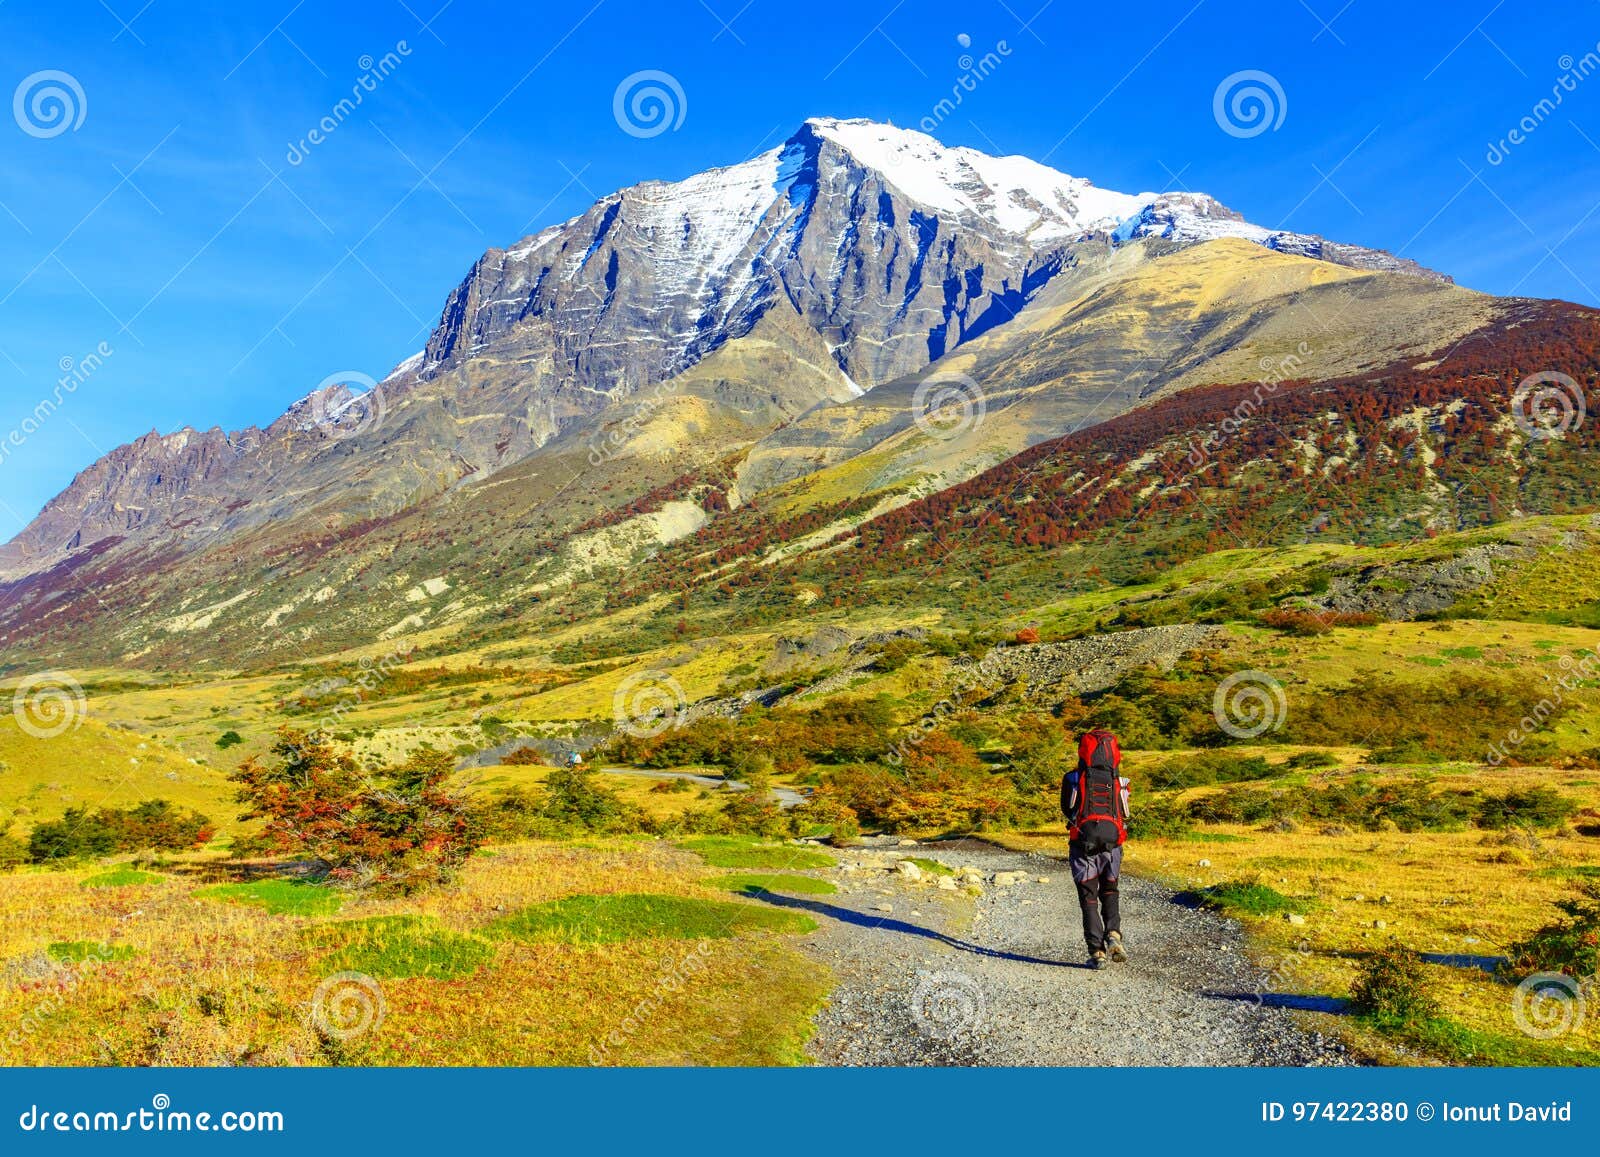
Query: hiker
[
  {"left": 568, "top": 750, "right": 583, "bottom": 767},
  {"left": 1061, "top": 726, "right": 1131, "bottom": 970}
]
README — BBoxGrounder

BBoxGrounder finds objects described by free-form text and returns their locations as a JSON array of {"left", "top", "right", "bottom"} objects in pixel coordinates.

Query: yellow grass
[
  {"left": 0, "top": 840, "right": 827, "bottom": 1066},
  {"left": 0, "top": 718, "right": 238, "bottom": 831}
]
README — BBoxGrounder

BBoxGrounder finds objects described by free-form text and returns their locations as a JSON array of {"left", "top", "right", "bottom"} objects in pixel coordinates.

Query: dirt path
[{"left": 770, "top": 838, "right": 1352, "bottom": 1067}]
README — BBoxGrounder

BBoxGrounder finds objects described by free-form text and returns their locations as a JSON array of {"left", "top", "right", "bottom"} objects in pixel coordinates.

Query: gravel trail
[{"left": 772, "top": 838, "right": 1352, "bottom": 1067}]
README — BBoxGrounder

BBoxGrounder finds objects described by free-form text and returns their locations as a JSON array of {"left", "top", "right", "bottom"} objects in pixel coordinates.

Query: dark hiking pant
[
  {"left": 1069, "top": 842, "right": 1122, "bottom": 954},
  {"left": 1074, "top": 874, "right": 1121, "bottom": 954}
]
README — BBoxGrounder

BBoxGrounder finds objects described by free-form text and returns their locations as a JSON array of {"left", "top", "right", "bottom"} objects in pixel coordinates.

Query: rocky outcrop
[
  {"left": 952, "top": 624, "right": 1218, "bottom": 702},
  {"left": 1317, "top": 544, "right": 1532, "bottom": 620}
]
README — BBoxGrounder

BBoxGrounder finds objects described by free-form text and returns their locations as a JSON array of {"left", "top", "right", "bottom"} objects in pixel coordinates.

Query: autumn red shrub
[{"left": 231, "top": 728, "right": 481, "bottom": 892}]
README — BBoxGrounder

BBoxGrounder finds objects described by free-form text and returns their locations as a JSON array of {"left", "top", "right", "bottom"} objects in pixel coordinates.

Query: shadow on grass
[
  {"left": 1420, "top": 952, "right": 1507, "bottom": 974},
  {"left": 163, "top": 858, "right": 326, "bottom": 884},
  {"left": 748, "top": 892, "right": 1092, "bottom": 969}
]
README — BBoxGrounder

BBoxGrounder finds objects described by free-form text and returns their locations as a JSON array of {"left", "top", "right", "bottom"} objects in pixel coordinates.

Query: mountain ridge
[{"left": 4, "top": 117, "right": 1449, "bottom": 581}]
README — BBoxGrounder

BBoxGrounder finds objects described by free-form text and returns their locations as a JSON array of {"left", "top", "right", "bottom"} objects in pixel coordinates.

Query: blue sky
[{"left": 0, "top": 0, "right": 1597, "bottom": 534}]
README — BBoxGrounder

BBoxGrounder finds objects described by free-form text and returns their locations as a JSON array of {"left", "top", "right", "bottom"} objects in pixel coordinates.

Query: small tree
[
  {"left": 539, "top": 764, "right": 643, "bottom": 833},
  {"left": 231, "top": 729, "right": 481, "bottom": 892}
]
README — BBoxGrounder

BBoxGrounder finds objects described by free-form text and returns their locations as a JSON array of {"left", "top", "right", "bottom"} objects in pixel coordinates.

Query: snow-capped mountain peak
[{"left": 804, "top": 116, "right": 1149, "bottom": 242}]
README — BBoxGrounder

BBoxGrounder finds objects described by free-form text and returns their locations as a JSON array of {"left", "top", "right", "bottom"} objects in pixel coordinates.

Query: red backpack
[{"left": 1070, "top": 729, "right": 1127, "bottom": 852}]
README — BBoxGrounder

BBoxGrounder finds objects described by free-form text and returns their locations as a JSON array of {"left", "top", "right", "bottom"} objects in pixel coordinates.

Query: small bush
[
  {"left": 215, "top": 730, "right": 243, "bottom": 749},
  {"left": 1476, "top": 788, "right": 1578, "bottom": 831},
  {"left": 1145, "top": 751, "right": 1275, "bottom": 790},
  {"left": 539, "top": 765, "right": 646, "bottom": 833},
  {"left": 27, "top": 801, "right": 215, "bottom": 863},
  {"left": 1260, "top": 607, "right": 1331, "bottom": 636},
  {"left": 1350, "top": 942, "right": 1440, "bottom": 1022},
  {"left": 1126, "top": 797, "right": 1194, "bottom": 839},
  {"left": 0, "top": 832, "right": 28, "bottom": 870},
  {"left": 1283, "top": 750, "right": 1340, "bottom": 770},
  {"left": 1504, "top": 882, "right": 1600, "bottom": 980}
]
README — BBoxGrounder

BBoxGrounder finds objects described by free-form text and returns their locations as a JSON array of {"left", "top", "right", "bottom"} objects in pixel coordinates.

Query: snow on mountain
[{"left": 807, "top": 118, "right": 1148, "bottom": 242}]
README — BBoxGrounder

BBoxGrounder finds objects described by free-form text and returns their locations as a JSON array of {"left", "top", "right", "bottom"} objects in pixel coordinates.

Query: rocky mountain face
[
  {"left": 2, "top": 117, "right": 1449, "bottom": 584},
  {"left": 0, "top": 116, "right": 1506, "bottom": 667}
]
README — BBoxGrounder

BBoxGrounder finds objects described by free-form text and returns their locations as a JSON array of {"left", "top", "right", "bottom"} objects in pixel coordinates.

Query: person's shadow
[{"left": 747, "top": 890, "right": 1092, "bottom": 969}]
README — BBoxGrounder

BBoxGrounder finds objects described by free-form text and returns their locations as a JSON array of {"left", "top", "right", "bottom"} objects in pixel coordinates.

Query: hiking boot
[
  {"left": 1089, "top": 951, "right": 1109, "bottom": 970},
  {"left": 1108, "top": 931, "right": 1128, "bottom": 963}
]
